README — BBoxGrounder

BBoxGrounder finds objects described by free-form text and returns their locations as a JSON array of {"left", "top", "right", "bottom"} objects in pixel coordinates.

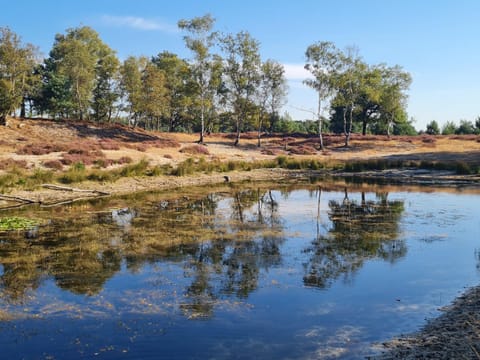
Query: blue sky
[{"left": 2, "top": 0, "right": 479, "bottom": 130}]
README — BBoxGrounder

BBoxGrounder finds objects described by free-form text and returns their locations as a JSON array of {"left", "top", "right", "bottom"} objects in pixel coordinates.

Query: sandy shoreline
[
  {"left": 3, "top": 167, "right": 479, "bottom": 209},
  {"left": 375, "top": 286, "right": 480, "bottom": 359}
]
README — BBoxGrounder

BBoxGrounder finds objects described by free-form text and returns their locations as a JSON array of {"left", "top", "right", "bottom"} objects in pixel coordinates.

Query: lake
[{"left": 0, "top": 180, "right": 478, "bottom": 359}]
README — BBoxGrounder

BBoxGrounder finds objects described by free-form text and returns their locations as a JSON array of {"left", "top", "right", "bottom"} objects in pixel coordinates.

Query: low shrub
[
  {"left": 16, "top": 143, "right": 67, "bottom": 155},
  {"left": 117, "top": 156, "right": 133, "bottom": 164},
  {"left": 180, "top": 144, "right": 210, "bottom": 155},
  {"left": 118, "top": 158, "right": 150, "bottom": 177},
  {"left": 61, "top": 150, "right": 106, "bottom": 166},
  {"left": 27, "top": 169, "right": 54, "bottom": 186},
  {"left": 0, "top": 158, "right": 28, "bottom": 170},
  {"left": 86, "top": 169, "right": 115, "bottom": 182},
  {"left": 93, "top": 158, "right": 114, "bottom": 168},
  {"left": 99, "top": 139, "right": 121, "bottom": 150},
  {"left": 42, "top": 160, "right": 63, "bottom": 170},
  {"left": 58, "top": 162, "right": 86, "bottom": 184}
]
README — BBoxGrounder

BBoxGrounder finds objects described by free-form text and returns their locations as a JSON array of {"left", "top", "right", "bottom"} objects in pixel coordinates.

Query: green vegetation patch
[{"left": 0, "top": 216, "right": 40, "bottom": 231}]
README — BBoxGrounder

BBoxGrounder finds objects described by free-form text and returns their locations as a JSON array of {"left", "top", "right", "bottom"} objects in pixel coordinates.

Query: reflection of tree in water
[
  {"left": 0, "top": 187, "right": 284, "bottom": 318},
  {"left": 303, "top": 188, "right": 407, "bottom": 289},
  {"left": 180, "top": 189, "right": 284, "bottom": 318}
]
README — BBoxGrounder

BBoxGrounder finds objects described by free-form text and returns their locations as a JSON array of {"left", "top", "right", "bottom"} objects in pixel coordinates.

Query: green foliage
[
  {"left": 38, "top": 26, "right": 119, "bottom": 120},
  {"left": 455, "top": 120, "right": 476, "bottom": 135},
  {"left": 342, "top": 158, "right": 478, "bottom": 175},
  {"left": 441, "top": 121, "right": 457, "bottom": 135},
  {"left": 118, "top": 158, "right": 149, "bottom": 177},
  {"left": 426, "top": 120, "right": 440, "bottom": 135},
  {"left": 221, "top": 31, "right": 262, "bottom": 145},
  {"left": 328, "top": 61, "right": 412, "bottom": 137},
  {"left": 0, "top": 216, "right": 39, "bottom": 231},
  {"left": 59, "top": 162, "right": 87, "bottom": 183},
  {"left": 0, "top": 27, "right": 38, "bottom": 118}
]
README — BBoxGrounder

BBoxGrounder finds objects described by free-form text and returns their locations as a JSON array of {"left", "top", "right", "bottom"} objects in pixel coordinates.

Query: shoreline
[
  {"left": 376, "top": 286, "right": 480, "bottom": 359},
  {"left": 1, "top": 167, "right": 479, "bottom": 209}
]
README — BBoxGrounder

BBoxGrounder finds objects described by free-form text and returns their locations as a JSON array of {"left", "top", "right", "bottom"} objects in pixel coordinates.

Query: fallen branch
[
  {"left": 0, "top": 194, "right": 37, "bottom": 204},
  {"left": 42, "top": 184, "right": 110, "bottom": 196},
  {"left": 40, "top": 195, "right": 107, "bottom": 208}
]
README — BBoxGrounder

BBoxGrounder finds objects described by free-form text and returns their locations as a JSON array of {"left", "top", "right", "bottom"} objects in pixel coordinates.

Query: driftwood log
[
  {"left": 0, "top": 185, "right": 110, "bottom": 210},
  {"left": 42, "top": 184, "right": 110, "bottom": 196}
]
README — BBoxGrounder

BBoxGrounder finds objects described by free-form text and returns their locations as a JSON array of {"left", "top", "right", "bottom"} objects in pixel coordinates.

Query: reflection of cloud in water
[
  {"left": 378, "top": 301, "right": 435, "bottom": 315},
  {"left": 112, "top": 208, "right": 136, "bottom": 228},
  {"left": 419, "top": 234, "right": 448, "bottom": 243},
  {"left": 306, "top": 302, "right": 336, "bottom": 316},
  {"left": 297, "top": 325, "right": 364, "bottom": 359},
  {"left": 210, "top": 336, "right": 283, "bottom": 360}
]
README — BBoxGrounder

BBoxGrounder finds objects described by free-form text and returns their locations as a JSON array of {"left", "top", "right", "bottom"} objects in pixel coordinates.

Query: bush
[
  {"left": 118, "top": 159, "right": 149, "bottom": 177},
  {"left": 42, "top": 160, "right": 63, "bottom": 170},
  {"left": 0, "top": 158, "right": 28, "bottom": 170},
  {"left": 117, "top": 156, "right": 133, "bottom": 164},
  {"left": 58, "top": 162, "right": 86, "bottom": 184},
  {"left": 180, "top": 144, "right": 210, "bottom": 155}
]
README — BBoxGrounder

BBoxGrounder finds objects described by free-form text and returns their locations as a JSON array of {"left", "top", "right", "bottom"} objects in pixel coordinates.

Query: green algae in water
[{"left": 0, "top": 216, "right": 39, "bottom": 231}]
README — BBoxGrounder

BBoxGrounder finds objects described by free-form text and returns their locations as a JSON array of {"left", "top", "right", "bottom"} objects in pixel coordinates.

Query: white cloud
[
  {"left": 283, "top": 63, "right": 313, "bottom": 81},
  {"left": 101, "top": 15, "right": 178, "bottom": 33}
]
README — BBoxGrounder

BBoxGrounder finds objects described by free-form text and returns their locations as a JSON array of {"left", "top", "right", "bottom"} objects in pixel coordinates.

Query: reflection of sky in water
[
  {"left": 0, "top": 186, "right": 478, "bottom": 359},
  {"left": 111, "top": 208, "right": 136, "bottom": 228}
]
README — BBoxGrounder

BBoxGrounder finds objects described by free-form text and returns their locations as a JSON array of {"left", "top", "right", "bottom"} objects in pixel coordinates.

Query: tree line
[
  {"left": 1, "top": 14, "right": 419, "bottom": 145},
  {"left": 425, "top": 118, "right": 480, "bottom": 135}
]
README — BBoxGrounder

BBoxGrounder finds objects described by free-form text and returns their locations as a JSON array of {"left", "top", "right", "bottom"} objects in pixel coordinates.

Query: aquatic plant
[{"left": 0, "top": 216, "right": 39, "bottom": 231}]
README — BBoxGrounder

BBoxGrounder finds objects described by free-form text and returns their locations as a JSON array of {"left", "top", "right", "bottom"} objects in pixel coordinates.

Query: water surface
[{"left": 0, "top": 181, "right": 478, "bottom": 359}]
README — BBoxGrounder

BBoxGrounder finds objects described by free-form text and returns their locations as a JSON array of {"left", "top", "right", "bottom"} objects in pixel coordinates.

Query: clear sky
[{"left": 2, "top": 0, "right": 479, "bottom": 130}]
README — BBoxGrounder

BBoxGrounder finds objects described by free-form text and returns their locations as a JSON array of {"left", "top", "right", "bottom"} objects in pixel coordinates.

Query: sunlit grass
[{"left": 0, "top": 153, "right": 477, "bottom": 193}]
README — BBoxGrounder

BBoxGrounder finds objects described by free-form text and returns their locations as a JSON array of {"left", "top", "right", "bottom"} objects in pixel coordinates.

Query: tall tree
[
  {"left": 304, "top": 41, "right": 339, "bottom": 149},
  {"left": 377, "top": 64, "right": 411, "bottom": 136},
  {"left": 334, "top": 46, "right": 366, "bottom": 147},
  {"left": 120, "top": 56, "right": 148, "bottom": 127},
  {"left": 426, "top": 120, "right": 440, "bottom": 135},
  {"left": 141, "top": 62, "right": 169, "bottom": 130},
  {"left": 152, "top": 51, "right": 193, "bottom": 132},
  {"left": 41, "top": 26, "right": 117, "bottom": 120},
  {"left": 0, "top": 27, "right": 38, "bottom": 122},
  {"left": 255, "top": 60, "right": 287, "bottom": 147},
  {"left": 221, "top": 31, "right": 261, "bottom": 146},
  {"left": 178, "top": 14, "right": 217, "bottom": 143},
  {"left": 91, "top": 45, "right": 120, "bottom": 122}
]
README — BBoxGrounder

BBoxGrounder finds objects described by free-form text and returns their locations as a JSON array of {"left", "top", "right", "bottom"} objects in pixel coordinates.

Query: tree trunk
[
  {"left": 20, "top": 100, "right": 26, "bottom": 118},
  {"left": 346, "top": 106, "right": 354, "bottom": 147},
  {"left": 362, "top": 119, "right": 367, "bottom": 136},
  {"left": 317, "top": 94, "right": 324, "bottom": 150},
  {"left": 257, "top": 116, "right": 263, "bottom": 147},
  {"left": 234, "top": 116, "right": 240, "bottom": 146},
  {"left": 343, "top": 107, "right": 348, "bottom": 147},
  {"left": 344, "top": 105, "right": 354, "bottom": 147},
  {"left": 198, "top": 95, "right": 205, "bottom": 143}
]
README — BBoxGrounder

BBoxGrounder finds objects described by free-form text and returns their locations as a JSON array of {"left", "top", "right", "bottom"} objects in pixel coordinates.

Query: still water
[{"left": 0, "top": 181, "right": 478, "bottom": 359}]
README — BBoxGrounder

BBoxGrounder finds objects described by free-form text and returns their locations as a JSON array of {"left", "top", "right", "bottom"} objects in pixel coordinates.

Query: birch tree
[
  {"left": 304, "top": 41, "right": 339, "bottom": 150},
  {"left": 178, "top": 14, "right": 216, "bottom": 143}
]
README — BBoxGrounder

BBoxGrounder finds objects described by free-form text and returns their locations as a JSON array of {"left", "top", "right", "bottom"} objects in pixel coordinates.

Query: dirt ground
[{"left": 2, "top": 116, "right": 480, "bottom": 206}]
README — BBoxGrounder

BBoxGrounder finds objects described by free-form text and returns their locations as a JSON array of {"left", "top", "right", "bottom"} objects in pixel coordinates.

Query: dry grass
[
  {"left": 0, "top": 158, "right": 29, "bottom": 170},
  {"left": 180, "top": 144, "right": 210, "bottom": 155},
  {"left": 0, "top": 117, "right": 479, "bottom": 186}
]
